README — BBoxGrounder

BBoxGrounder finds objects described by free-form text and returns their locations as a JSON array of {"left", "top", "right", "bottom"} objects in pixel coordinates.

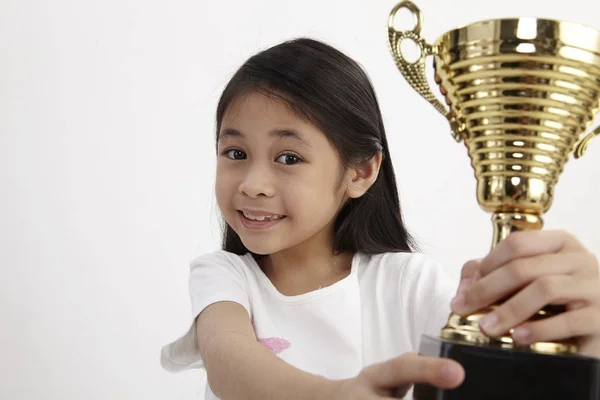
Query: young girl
[{"left": 161, "top": 38, "right": 600, "bottom": 399}]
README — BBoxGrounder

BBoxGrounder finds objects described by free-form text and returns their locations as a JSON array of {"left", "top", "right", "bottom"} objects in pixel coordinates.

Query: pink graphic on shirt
[
  {"left": 258, "top": 337, "right": 292, "bottom": 354},
  {"left": 251, "top": 318, "right": 291, "bottom": 355}
]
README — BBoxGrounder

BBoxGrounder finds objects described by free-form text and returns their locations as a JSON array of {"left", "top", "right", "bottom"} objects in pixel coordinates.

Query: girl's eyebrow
[
  {"left": 219, "top": 127, "right": 311, "bottom": 147},
  {"left": 218, "top": 128, "right": 244, "bottom": 140},
  {"left": 270, "top": 128, "right": 311, "bottom": 147}
]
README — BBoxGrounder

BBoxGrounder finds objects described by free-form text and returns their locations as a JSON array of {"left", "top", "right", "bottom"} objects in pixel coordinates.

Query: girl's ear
[{"left": 346, "top": 152, "right": 383, "bottom": 199}]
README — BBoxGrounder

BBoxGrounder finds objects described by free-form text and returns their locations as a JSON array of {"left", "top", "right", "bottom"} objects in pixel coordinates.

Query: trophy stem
[{"left": 491, "top": 212, "right": 543, "bottom": 249}]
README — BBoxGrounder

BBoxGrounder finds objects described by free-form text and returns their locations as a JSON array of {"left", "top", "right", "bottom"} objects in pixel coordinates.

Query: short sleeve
[
  {"left": 160, "top": 251, "right": 251, "bottom": 372},
  {"left": 401, "top": 255, "right": 459, "bottom": 350}
]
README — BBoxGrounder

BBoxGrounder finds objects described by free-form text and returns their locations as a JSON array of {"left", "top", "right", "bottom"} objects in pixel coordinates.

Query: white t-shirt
[{"left": 161, "top": 250, "right": 458, "bottom": 400}]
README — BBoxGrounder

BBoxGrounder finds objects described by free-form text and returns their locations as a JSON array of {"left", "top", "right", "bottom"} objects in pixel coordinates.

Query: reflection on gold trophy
[{"left": 388, "top": 1, "right": 600, "bottom": 355}]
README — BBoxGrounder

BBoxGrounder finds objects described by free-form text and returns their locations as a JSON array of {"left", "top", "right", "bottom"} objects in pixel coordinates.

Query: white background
[{"left": 2, "top": 0, "right": 599, "bottom": 399}]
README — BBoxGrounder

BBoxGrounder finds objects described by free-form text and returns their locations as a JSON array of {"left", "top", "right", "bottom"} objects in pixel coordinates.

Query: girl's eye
[
  {"left": 276, "top": 153, "right": 301, "bottom": 165},
  {"left": 225, "top": 149, "right": 247, "bottom": 160}
]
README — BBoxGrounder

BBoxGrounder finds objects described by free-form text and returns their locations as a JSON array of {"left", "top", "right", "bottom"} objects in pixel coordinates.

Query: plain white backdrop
[{"left": 1, "top": 0, "right": 599, "bottom": 398}]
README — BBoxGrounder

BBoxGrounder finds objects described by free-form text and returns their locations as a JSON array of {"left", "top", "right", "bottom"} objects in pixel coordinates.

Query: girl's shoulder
[
  {"left": 357, "top": 251, "right": 448, "bottom": 279},
  {"left": 188, "top": 249, "right": 258, "bottom": 278},
  {"left": 356, "top": 251, "right": 457, "bottom": 298},
  {"left": 357, "top": 251, "right": 458, "bottom": 336}
]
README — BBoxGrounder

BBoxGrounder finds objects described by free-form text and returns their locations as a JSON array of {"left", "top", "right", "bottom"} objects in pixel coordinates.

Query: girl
[{"left": 161, "top": 38, "right": 600, "bottom": 399}]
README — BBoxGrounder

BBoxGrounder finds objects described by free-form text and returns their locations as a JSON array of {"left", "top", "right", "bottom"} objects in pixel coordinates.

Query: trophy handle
[
  {"left": 387, "top": 0, "right": 463, "bottom": 142},
  {"left": 574, "top": 124, "right": 599, "bottom": 158}
]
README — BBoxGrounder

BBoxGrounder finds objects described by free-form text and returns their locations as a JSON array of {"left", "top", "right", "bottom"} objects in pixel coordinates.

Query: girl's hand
[
  {"left": 451, "top": 230, "right": 600, "bottom": 358},
  {"left": 329, "top": 352, "right": 464, "bottom": 399}
]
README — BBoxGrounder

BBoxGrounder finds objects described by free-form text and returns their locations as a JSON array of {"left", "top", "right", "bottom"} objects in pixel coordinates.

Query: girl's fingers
[
  {"left": 451, "top": 252, "right": 594, "bottom": 316},
  {"left": 390, "top": 384, "right": 412, "bottom": 399},
  {"left": 511, "top": 307, "right": 600, "bottom": 347},
  {"left": 472, "top": 277, "right": 600, "bottom": 338},
  {"left": 459, "top": 259, "right": 483, "bottom": 281},
  {"left": 478, "top": 230, "right": 585, "bottom": 277},
  {"left": 363, "top": 352, "right": 464, "bottom": 391}
]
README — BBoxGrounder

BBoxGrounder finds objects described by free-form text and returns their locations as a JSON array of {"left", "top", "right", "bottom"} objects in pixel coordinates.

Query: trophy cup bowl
[{"left": 387, "top": 1, "right": 600, "bottom": 398}]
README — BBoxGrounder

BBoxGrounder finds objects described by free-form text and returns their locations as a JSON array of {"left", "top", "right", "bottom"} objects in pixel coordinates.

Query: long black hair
[{"left": 215, "top": 38, "right": 417, "bottom": 255}]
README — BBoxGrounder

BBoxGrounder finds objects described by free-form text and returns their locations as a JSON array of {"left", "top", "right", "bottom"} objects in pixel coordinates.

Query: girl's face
[{"left": 216, "top": 92, "right": 349, "bottom": 256}]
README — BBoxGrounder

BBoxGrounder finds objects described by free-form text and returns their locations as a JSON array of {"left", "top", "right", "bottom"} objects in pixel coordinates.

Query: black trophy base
[{"left": 414, "top": 335, "right": 600, "bottom": 400}]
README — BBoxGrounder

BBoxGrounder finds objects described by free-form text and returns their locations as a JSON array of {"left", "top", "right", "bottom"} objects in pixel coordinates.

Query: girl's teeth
[{"left": 243, "top": 212, "right": 282, "bottom": 221}]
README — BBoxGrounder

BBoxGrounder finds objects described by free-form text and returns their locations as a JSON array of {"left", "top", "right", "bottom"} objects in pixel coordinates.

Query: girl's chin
[
  {"left": 238, "top": 234, "right": 289, "bottom": 256},
  {"left": 241, "top": 242, "right": 278, "bottom": 256}
]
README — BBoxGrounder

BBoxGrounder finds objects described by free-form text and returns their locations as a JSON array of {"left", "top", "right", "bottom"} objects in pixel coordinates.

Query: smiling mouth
[
  {"left": 237, "top": 211, "right": 287, "bottom": 228},
  {"left": 240, "top": 210, "right": 286, "bottom": 221}
]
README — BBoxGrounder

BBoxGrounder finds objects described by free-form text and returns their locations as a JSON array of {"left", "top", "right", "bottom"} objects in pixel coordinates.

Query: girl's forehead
[
  {"left": 219, "top": 92, "right": 327, "bottom": 144},
  {"left": 222, "top": 92, "right": 303, "bottom": 125}
]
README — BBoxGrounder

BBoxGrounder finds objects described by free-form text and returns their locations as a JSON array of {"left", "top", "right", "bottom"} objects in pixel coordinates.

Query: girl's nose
[{"left": 238, "top": 166, "right": 276, "bottom": 198}]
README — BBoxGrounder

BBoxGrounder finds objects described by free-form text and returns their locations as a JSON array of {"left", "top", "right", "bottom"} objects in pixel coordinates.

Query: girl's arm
[
  {"left": 196, "top": 301, "right": 337, "bottom": 400},
  {"left": 197, "top": 301, "right": 464, "bottom": 399}
]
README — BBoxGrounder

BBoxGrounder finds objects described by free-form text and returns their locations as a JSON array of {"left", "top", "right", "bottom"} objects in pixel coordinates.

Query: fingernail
[
  {"left": 479, "top": 312, "right": 498, "bottom": 332},
  {"left": 456, "top": 278, "right": 472, "bottom": 295},
  {"left": 512, "top": 327, "right": 531, "bottom": 343},
  {"left": 451, "top": 293, "right": 466, "bottom": 310}
]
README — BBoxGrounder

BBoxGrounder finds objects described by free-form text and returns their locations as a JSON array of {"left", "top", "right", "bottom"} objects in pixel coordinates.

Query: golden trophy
[{"left": 387, "top": 1, "right": 600, "bottom": 398}]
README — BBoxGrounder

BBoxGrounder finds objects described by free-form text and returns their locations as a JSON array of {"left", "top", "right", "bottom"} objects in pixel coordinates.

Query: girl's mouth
[{"left": 238, "top": 211, "right": 286, "bottom": 229}]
